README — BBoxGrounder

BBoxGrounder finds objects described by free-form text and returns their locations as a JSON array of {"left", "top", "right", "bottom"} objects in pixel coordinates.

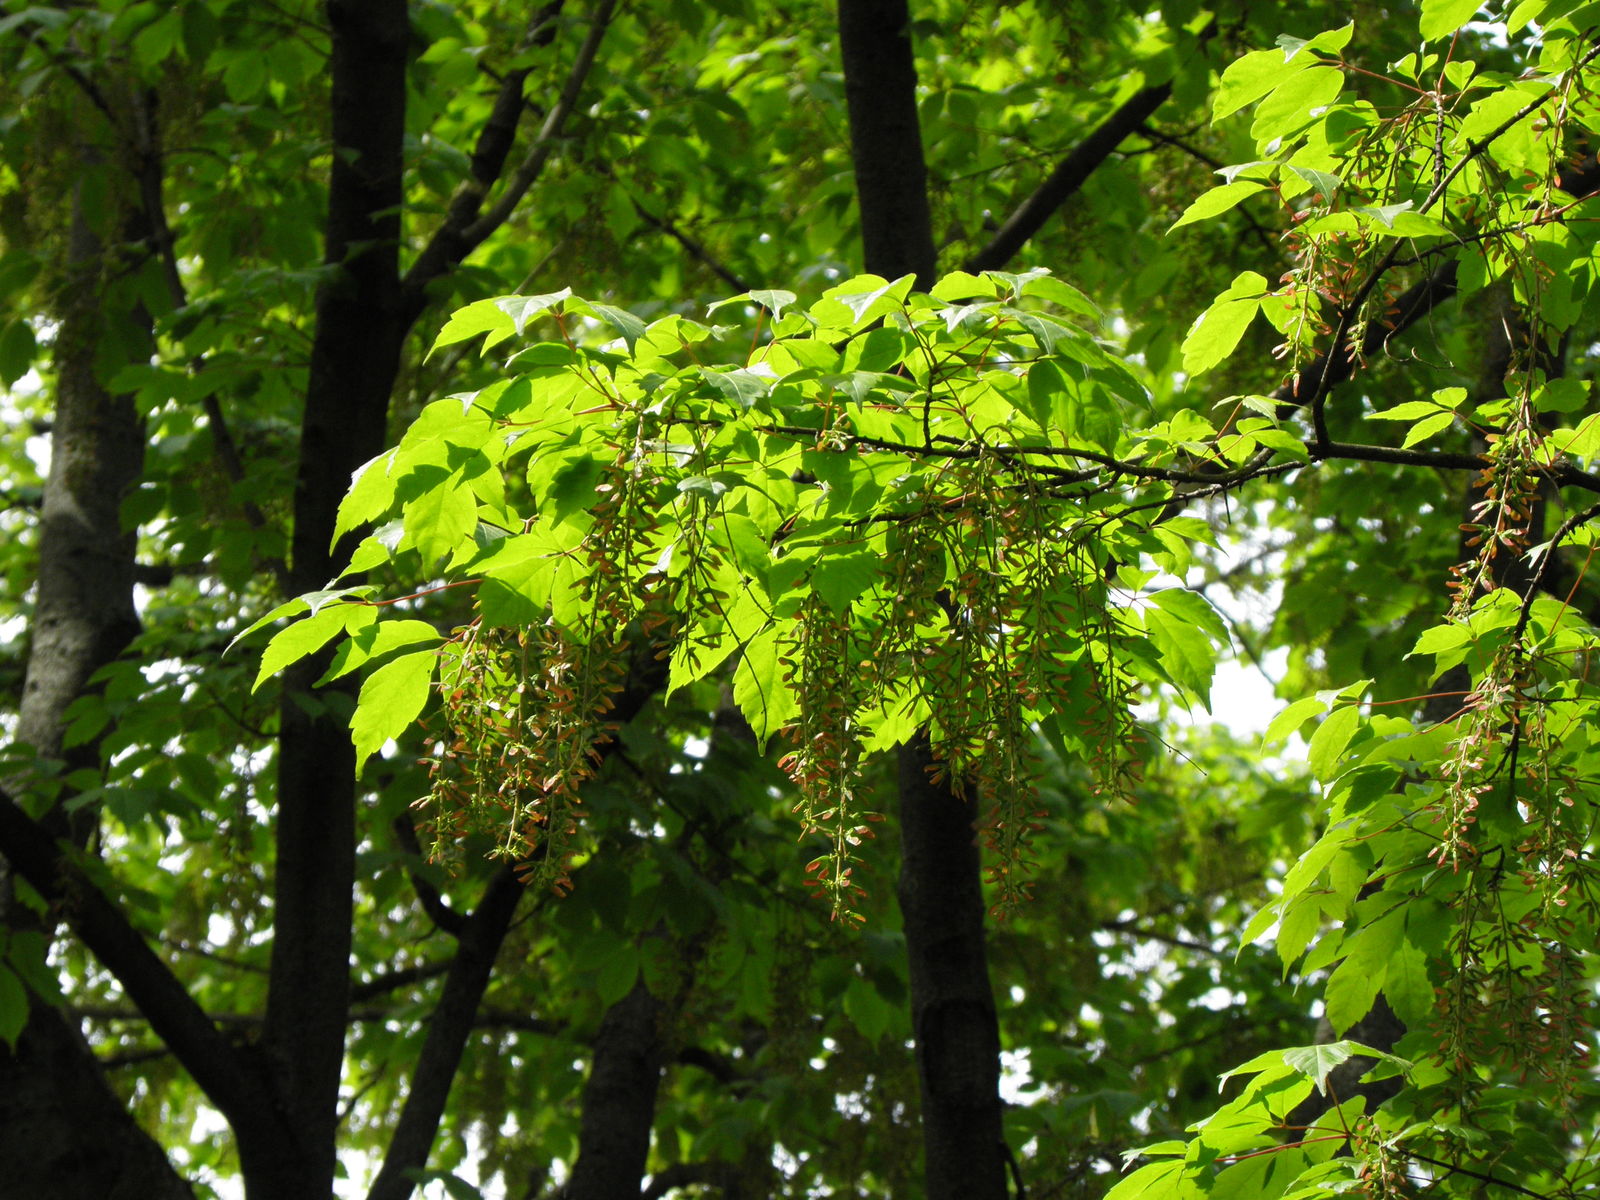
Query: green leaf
[
  {"left": 587, "top": 302, "right": 648, "bottom": 351},
  {"left": 703, "top": 366, "right": 773, "bottom": 410},
  {"left": 404, "top": 473, "right": 478, "bottom": 565},
  {"left": 544, "top": 454, "right": 607, "bottom": 526},
  {"left": 227, "top": 588, "right": 372, "bottom": 654},
  {"left": 1324, "top": 952, "right": 1386, "bottom": 1035},
  {"left": 1249, "top": 66, "right": 1344, "bottom": 143},
  {"left": 1027, "top": 358, "right": 1069, "bottom": 431},
  {"left": 316, "top": 619, "right": 442, "bottom": 685},
  {"left": 1385, "top": 936, "right": 1434, "bottom": 1025},
  {"left": 1144, "top": 606, "right": 1217, "bottom": 702},
  {"left": 595, "top": 945, "right": 641, "bottom": 1007},
  {"left": 1307, "top": 704, "right": 1360, "bottom": 779},
  {"left": 1401, "top": 410, "right": 1456, "bottom": 448},
  {"left": 351, "top": 649, "right": 438, "bottom": 773},
  {"left": 1103, "top": 1159, "right": 1190, "bottom": 1200},
  {"left": 0, "top": 319, "right": 36, "bottom": 387},
  {"left": 431, "top": 299, "right": 514, "bottom": 354},
  {"left": 335, "top": 449, "right": 400, "bottom": 544},
  {"left": 843, "top": 976, "right": 894, "bottom": 1043},
  {"left": 811, "top": 550, "right": 880, "bottom": 613},
  {"left": 1420, "top": 0, "right": 1482, "bottom": 40},
  {"left": 812, "top": 275, "right": 915, "bottom": 329},
  {"left": 253, "top": 602, "right": 376, "bottom": 691},
  {"left": 1281, "top": 1042, "right": 1357, "bottom": 1095},
  {"left": 929, "top": 271, "right": 994, "bottom": 302},
  {"left": 1181, "top": 272, "right": 1266, "bottom": 377},
  {"left": 1149, "top": 589, "right": 1229, "bottom": 643},
  {"left": 708, "top": 289, "right": 797, "bottom": 319},
  {"left": 1262, "top": 696, "right": 1327, "bottom": 746},
  {"left": 1283, "top": 164, "right": 1341, "bottom": 199},
  {"left": 731, "top": 626, "right": 799, "bottom": 746},
  {"left": 0, "top": 963, "right": 25, "bottom": 1048},
  {"left": 1213, "top": 48, "right": 1311, "bottom": 122},
  {"left": 1169, "top": 182, "right": 1267, "bottom": 234},
  {"left": 497, "top": 290, "right": 573, "bottom": 334},
  {"left": 1550, "top": 412, "right": 1600, "bottom": 460}
]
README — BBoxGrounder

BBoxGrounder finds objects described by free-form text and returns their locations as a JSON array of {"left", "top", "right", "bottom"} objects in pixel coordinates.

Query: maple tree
[{"left": 3, "top": 1, "right": 1600, "bottom": 1198}]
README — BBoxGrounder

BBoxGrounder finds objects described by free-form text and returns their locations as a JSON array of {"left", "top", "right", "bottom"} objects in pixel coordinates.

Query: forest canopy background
[{"left": 1, "top": 2, "right": 1599, "bottom": 1200}]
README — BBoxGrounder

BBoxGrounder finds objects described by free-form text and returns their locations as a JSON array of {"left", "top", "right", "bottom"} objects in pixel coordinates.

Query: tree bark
[
  {"left": 897, "top": 736, "right": 1008, "bottom": 1200},
  {"left": 259, "top": 0, "right": 411, "bottom": 1195},
  {"left": 0, "top": 1002, "right": 194, "bottom": 1200},
  {"left": 835, "top": 6, "right": 1009, "bottom": 1195},
  {"left": 563, "top": 979, "right": 668, "bottom": 1200},
  {"left": 0, "top": 156, "right": 191, "bottom": 1199},
  {"left": 837, "top": 0, "right": 937, "bottom": 292}
]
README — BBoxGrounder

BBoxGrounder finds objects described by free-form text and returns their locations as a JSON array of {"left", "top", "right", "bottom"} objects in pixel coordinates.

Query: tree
[{"left": 2, "top": 2, "right": 1599, "bottom": 1199}]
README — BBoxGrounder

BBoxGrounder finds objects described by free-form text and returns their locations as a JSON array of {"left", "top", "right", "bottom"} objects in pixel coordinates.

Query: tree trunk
[
  {"left": 0, "top": 1003, "right": 194, "bottom": 1200},
  {"left": 834, "top": 6, "right": 1010, "bottom": 1195},
  {"left": 259, "top": 0, "right": 410, "bottom": 1195},
  {"left": 836, "top": 0, "right": 937, "bottom": 292},
  {"left": 0, "top": 163, "right": 191, "bottom": 1199},
  {"left": 563, "top": 979, "right": 668, "bottom": 1200},
  {"left": 897, "top": 736, "right": 1008, "bottom": 1200}
]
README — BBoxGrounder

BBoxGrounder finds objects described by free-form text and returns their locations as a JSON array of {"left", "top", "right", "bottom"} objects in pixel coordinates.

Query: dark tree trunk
[
  {"left": 897, "top": 736, "right": 1008, "bottom": 1200},
  {"left": 563, "top": 979, "right": 668, "bottom": 1200},
  {"left": 13, "top": 187, "right": 145, "bottom": 797},
  {"left": 836, "top": 0, "right": 937, "bottom": 292},
  {"left": 258, "top": 0, "right": 410, "bottom": 1195},
  {"left": 0, "top": 1003, "right": 194, "bottom": 1200},
  {"left": 834, "top": 6, "right": 1010, "bottom": 1195},
  {"left": 0, "top": 163, "right": 191, "bottom": 1199},
  {"left": 366, "top": 868, "right": 525, "bottom": 1200}
]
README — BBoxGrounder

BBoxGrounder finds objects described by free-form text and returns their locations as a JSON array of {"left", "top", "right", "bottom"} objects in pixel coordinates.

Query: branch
[
  {"left": 401, "top": 0, "right": 619, "bottom": 304},
  {"left": 348, "top": 960, "right": 453, "bottom": 1004},
  {"left": 1295, "top": 41, "right": 1600, "bottom": 444},
  {"left": 0, "top": 784, "right": 281, "bottom": 1140},
  {"left": 1137, "top": 121, "right": 1280, "bottom": 256},
  {"left": 365, "top": 641, "right": 668, "bottom": 1200},
  {"left": 1515, "top": 498, "right": 1600, "bottom": 640},
  {"left": 965, "top": 82, "right": 1171, "bottom": 273},
  {"left": 1099, "top": 918, "right": 1226, "bottom": 956},
  {"left": 13, "top": 15, "right": 118, "bottom": 125},
  {"left": 126, "top": 84, "right": 282, "bottom": 569},
  {"left": 392, "top": 814, "right": 466, "bottom": 936},
  {"left": 629, "top": 197, "right": 753, "bottom": 292},
  {"left": 641, "top": 1162, "right": 740, "bottom": 1200},
  {"left": 366, "top": 865, "right": 525, "bottom": 1200}
]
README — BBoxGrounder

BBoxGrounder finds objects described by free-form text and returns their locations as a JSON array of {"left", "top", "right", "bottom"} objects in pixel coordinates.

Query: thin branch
[
  {"left": 126, "top": 84, "right": 282, "bottom": 571},
  {"left": 401, "top": 0, "right": 619, "bottom": 303},
  {"left": 1515, "top": 498, "right": 1600, "bottom": 640},
  {"left": 392, "top": 814, "right": 466, "bottom": 936},
  {"left": 13, "top": 15, "right": 118, "bottom": 125},
  {"left": 1099, "top": 918, "right": 1227, "bottom": 956},
  {"left": 1401, "top": 1150, "right": 1556, "bottom": 1200},
  {"left": 629, "top": 197, "right": 753, "bottom": 292},
  {"left": 401, "top": 5, "right": 561, "bottom": 293},
  {"left": 348, "top": 960, "right": 453, "bottom": 1005},
  {"left": 365, "top": 864, "right": 525, "bottom": 1200},
  {"left": 365, "top": 641, "right": 668, "bottom": 1200},
  {"left": 1137, "top": 122, "right": 1280, "bottom": 256},
  {"left": 1298, "top": 40, "right": 1600, "bottom": 446},
  {"left": 965, "top": 82, "right": 1172, "bottom": 273}
]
